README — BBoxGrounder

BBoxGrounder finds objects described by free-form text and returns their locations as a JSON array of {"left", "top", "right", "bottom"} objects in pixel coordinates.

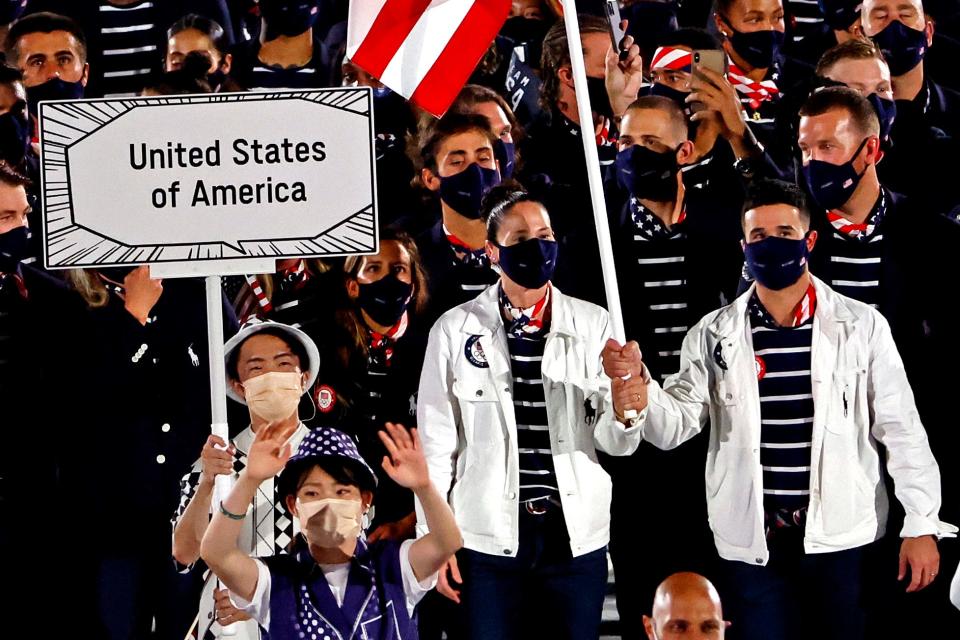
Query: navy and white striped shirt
[
  {"left": 629, "top": 198, "right": 689, "bottom": 380},
  {"left": 97, "top": 0, "right": 160, "bottom": 97},
  {"left": 501, "top": 290, "right": 558, "bottom": 504},
  {"left": 749, "top": 292, "right": 815, "bottom": 512},
  {"left": 826, "top": 192, "right": 887, "bottom": 309}
]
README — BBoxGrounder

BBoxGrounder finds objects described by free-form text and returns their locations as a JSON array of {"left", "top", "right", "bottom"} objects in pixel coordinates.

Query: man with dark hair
[
  {"left": 796, "top": 86, "right": 936, "bottom": 358},
  {"left": 4, "top": 11, "right": 88, "bottom": 110},
  {"left": 602, "top": 176, "right": 956, "bottom": 640},
  {"left": 0, "top": 62, "right": 32, "bottom": 175},
  {"left": 21, "top": 1, "right": 234, "bottom": 97},
  {"left": 173, "top": 319, "right": 317, "bottom": 640},
  {"left": 605, "top": 95, "right": 743, "bottom": 638},
  {"left": 413, "top": 112, "right": 502, "bottom": 322},
  {"left": 688, "top": 0, "right": 813, "bottom": 182}
]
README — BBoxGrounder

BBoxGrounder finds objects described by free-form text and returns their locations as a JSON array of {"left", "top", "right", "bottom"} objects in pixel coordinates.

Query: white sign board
[{"left": 39, "top": 88, "right": 378, "bottom": 269}]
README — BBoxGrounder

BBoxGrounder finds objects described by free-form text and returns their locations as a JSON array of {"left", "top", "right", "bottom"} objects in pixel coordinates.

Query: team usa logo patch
[
  {"left": 314, "top": 384, "right": 337, "bottom": 413},
  {"left": 464, "top": 335, "right": 489, "bottom": 368},
  {"left": 755, "top": 355, "right": 767, "bottom": 380}
]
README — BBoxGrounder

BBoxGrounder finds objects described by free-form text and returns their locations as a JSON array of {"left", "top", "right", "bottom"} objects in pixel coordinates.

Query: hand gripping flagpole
[{"left": 561, "top": 1, "right": 637, "bottom": 418}]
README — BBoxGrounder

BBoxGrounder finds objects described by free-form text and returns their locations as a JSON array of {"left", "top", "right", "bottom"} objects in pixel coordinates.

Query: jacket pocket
[
  {"left": 705, "top": 446, "right": 756, "bottom": 547},
  {"left": 824, "top": 368, "right": 866, "bottom": 436}
]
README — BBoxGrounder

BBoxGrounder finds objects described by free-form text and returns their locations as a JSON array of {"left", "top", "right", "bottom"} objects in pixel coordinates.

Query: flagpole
[
  {"left": 560, "top": 1, "right": 627, "bottom": 344},
  {"left": 561, "top": 2, "right": 639, "bottom": 417}
]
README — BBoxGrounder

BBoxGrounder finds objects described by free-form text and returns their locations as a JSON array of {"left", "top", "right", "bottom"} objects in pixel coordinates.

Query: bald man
[{"left": 643, "top": 572, "right": 728, "bottom": 639}]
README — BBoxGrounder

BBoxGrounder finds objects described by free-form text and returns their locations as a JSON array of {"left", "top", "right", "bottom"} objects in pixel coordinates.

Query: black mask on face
[
  {"left": 642, "top": 82, "right": 692, "bottom": 114},
  {"left": 586, "top": 76, "right": 613, "bottom": 119},
  {"left": 0, "top": 225, "right": 29, "bottom": 273},
  {"left": 722, "top": 20, "right": 784, "bottom": 69},
  {"left": 261, "top": 0, "right": 320, "bottom": 39},
  {"left": 496, "top": 238, "right": 558, "bottom": 290},
  {"left": 26, "top": 78, "right": 84, "bottom": 117},
  {"left": 357, "top": 274, "right": 413, "bottom": 327},
  {"left": 0, "top": 103, "right": 31, "bottom": 167},
  {"left": 615, "top": 144, "right": 681, "bottom": 201}
]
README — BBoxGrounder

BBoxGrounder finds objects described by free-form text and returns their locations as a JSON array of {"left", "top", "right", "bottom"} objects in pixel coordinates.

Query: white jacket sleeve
[
  {"left": 637, "top": 322, "right": 712, "bottom": 451},
  {"left": 593, "top": 311, "right": 643, "bottom": 456},
  {"left": 414, "top": 319, "right": 461, "bottom": 537},
  {"left": 867, "top": 315, "right": 958, "bottom": 539}
]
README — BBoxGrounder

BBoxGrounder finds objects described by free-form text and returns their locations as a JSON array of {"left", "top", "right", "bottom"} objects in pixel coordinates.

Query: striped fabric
[
  {"left": 826, "top": 192, "right": 886, "bottom": 308},
  {"left": 749, "top": 293, "right": 815, "bottom": 512},
  {"left": 504, "top": 310, "right": 557, "bottom": 504},
  {"left": 786, "top": 0, "right": 827, "bottom": 45},
  {"left": 651, "top": 46, "right": 692, "bottom": 72},
  {"left": 629, "top": 199, "right": 689, "bottom": 380},
  {"left": 727, "top": 57, "right": 781, "bottom": 126},
  {"left": 96, "top": 0, "right": 159, "bottom": 97},
  {"left": 247, "top": 64, "right": 326, "bottom": 91}
]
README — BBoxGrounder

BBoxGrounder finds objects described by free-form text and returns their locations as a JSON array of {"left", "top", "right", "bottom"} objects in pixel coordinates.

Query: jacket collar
[
  {"left": 459, "top": 282, "right": 580, "bottom": 339},
  {"left": 707, "top": 275, "right": 856, "bottom": 339}
]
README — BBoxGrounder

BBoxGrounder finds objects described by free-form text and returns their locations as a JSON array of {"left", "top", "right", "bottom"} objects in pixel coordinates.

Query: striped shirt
[
  {"left": 247, "top": 63, "right": 327, "bottom": 91},
  {"left": 786, "top": 0, "right": 826, "bottom": 46},
  {"left": 629, "top": 199, "right": 689, "bottom": 380},
  {"left": 826, "top": 192, "right": 886, "bottom": 309},
  {"left": 502, "top": 297, "right": 557, "bottom": 504},
  {"left": 749, "top": 293, "right": 815, "bottom": 512},
  {"left": 97, "top": 0, "right": 160, "bottom": 97}
]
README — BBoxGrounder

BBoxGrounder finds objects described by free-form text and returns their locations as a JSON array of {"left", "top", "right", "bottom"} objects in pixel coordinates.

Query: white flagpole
[
  {"left": 560, "top": 0, "right": 627, "bottom": 343},
  {"left": 561, "top": 1, "right": 638, "bottom": 418},
  {"left": 204, "top": 274, "right": 237, "bottom": 636}
]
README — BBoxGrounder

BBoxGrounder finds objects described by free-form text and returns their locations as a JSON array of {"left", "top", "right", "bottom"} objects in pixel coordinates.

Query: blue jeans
[
  {"left": 719, "top": 527, "right": 871, "bottom": 640},
  {"left": 458, "top": 505, "right": 608, "bottom": 640}
]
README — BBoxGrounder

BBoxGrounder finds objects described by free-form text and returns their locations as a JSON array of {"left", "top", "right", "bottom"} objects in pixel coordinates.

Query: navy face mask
[
  {"left": 867, "top": 93, "right": 897, "bottom": 143},
  {"left": 261, "top": 0, "right": 320, "bottom": 39},
  {"left": 0, "top": 105, "right": 31, "bottom": 167},
  {"left": 493, "top": 139, "right": 516, "bottom": 179},
  {"left": 744, "top": 235, "right": 810, "bottom": 290},
  {"left": 0, "top": 225, "right": 29, "bottom": 273},
  {"left": 871, "top": 20, "right": 927, "bottom": 76},
  {"left": 724, "top": 22, "right": 785, "bottom": 69},
  {"left": 802, "top": 138, "right": 870, "bottom": 210},
  {"left": 615, "top": 144, "right": 680, "bottom": 201},
  {"left": 357, "top": 274, "right": 413, "bottom": 327},
  {"left": 439, "top": 163, "right": 501, "bottom": 219},
  {"left": 496, "top": 238, "right": 558, "bottom": 290},
  {"left": 26, "top": 78, "right": 84, "bottom": 116}
]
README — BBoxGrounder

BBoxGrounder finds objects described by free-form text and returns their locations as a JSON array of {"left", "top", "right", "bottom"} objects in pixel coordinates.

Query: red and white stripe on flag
[{"left": 347, "top": 0, "right": 511, "bottom": 117}]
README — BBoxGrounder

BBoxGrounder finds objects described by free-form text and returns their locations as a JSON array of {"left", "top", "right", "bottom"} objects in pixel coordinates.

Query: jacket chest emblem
[{"left": 464, "top": 335, "right": 489, "bottom": 368}]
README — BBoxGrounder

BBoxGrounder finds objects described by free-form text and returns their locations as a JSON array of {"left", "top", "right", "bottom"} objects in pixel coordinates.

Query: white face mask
[
  {"left": 242, "top": 370, "right": 304, "bottom": 422},
  {"left": 296, "top": 497, "right": 363, "bottom": 548}
]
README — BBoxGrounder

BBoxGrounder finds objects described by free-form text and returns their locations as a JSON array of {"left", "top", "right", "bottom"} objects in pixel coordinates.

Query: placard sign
[{"left": 39, "top": 88, "right": 378, "bottom": 269}]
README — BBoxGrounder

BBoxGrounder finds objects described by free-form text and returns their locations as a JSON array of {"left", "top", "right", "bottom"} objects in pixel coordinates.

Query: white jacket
[
  {"left": 637, "top": 276, "right": 956, "bottom": 565},
  {"left": 415, "top": 284, "right": 642, "bottom": 558}
]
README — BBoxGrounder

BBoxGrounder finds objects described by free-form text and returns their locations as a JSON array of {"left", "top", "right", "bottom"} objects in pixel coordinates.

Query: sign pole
[{"left": 205, "top": 274, "right": 237, "bottom": 636}]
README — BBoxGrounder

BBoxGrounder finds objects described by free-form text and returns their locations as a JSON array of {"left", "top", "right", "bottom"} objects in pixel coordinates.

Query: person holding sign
[
  {"left": 200, "top": 422, "right": 462, "bottom": 640},
  {"left": 602, "top": 179, "right": 955, "bottom": 640},
  {"left": 416, "top": 187, "right": 645, "bottom": 639},
  {"left": 172, "top": 318, "right": 317, "bottom": 639},
  {"left": 414, "top": 112, "right": 502, "bottom": 323},
  {"left": 64, "top": 266, "right": 238, "bottom": 639}
]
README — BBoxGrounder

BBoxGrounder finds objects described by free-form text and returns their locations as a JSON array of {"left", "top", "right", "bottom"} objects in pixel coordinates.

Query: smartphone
[
  {"left": 690, "top": 49, "right": 727, "bottom": 113},
  {"left": 604, "top": 0, "right": 627, "bottom": 52}
]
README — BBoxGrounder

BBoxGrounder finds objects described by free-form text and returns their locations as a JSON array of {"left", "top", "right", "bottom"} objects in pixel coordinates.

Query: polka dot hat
[{"left": 278, "top": 426, "right": 378, "bottom": 500}]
